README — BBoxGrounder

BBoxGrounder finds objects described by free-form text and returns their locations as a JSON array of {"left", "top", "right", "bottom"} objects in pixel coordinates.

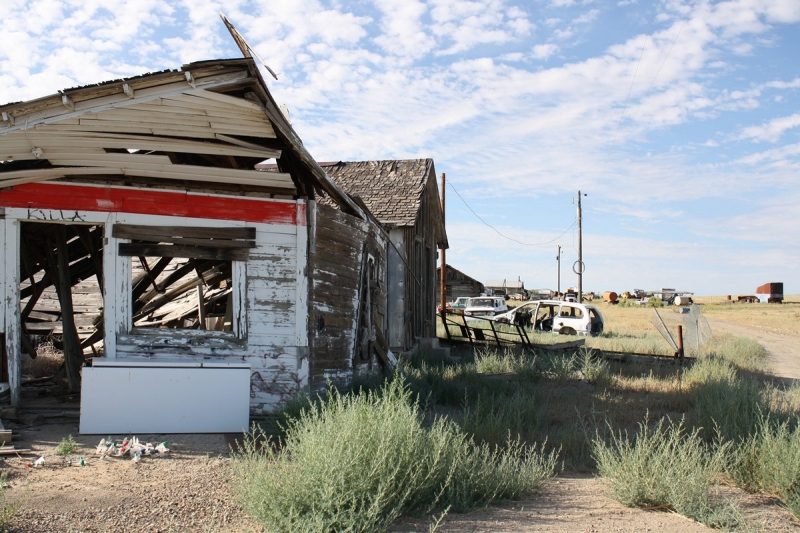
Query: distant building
[
  {"left": 437, "top": 264, "right": 484, "bottom": 300},
  {"left": 485, "top": 279, "right": 526, "bottom": 298}
]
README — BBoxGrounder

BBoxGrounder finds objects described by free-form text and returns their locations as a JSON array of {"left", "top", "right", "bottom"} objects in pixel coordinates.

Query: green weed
[
  {"left": 578, "top": 349, "right": 612, "bottom": 387},
  {"left": 728, "top": 416, "right": 800, "bottom": 517},
  {"left": 231, "top": 375, "right": 557, "bottom": 533},
  {"left": 54, "top": 434, "right": 79, "bottom": 456},
  {"left": 593, "top": 417, "right": 742, "bottom": 529}
]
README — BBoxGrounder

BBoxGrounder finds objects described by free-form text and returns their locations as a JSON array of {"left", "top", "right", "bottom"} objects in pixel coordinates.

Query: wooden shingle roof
[{"left": 322, "top": 159, "right": 434, "bottom": 227}]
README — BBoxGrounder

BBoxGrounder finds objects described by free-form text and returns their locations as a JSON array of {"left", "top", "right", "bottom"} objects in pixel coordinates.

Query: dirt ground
[{"left": 2, "top": 319, "right": 800, "bottom": 532}]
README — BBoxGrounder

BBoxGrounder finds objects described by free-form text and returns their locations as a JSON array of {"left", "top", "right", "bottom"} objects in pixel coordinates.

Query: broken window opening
[
  {"left": 19, "top": 221, "right": 105, "bottom": 390},
  {"left": 131, "top": 254, "right": 235, "bottom": 332},
  {"left": 114, "top": 223, "right": 254, "bottom": 337}
]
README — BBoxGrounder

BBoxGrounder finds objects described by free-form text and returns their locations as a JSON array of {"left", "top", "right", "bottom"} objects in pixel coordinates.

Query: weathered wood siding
[
  {"left": 438, "top": 265, "right": 484, "bottom": 299},
  {"left": 3, "top": 198, "right": 309, "bottom": 415},
  {"left": 308, "top": 202, "right": 387, "bottom": 388},
  {"left": 399, "top": 188, "right": 438, "bottom": 349}
]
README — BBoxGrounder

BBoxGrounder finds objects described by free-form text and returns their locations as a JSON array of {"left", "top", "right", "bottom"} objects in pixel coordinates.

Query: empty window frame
[{"left": 113, "top": 224, "right": 255, "bottom": 335}]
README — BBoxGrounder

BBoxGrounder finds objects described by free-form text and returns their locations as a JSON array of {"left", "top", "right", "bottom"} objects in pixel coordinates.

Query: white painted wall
[
  {"left": 4, "top": 200, "right": 310, "bottom": 415},
  {"left": 2, "top": 217, "right": 20, "bottom": 404}
]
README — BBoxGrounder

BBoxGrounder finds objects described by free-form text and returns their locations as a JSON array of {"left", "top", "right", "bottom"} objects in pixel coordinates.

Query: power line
[
  {"left": 447, "top": 181, "right": 577, "bottom": 247},
  {"left": 601, "top": 18, "right": 687, "bottom": 177}
]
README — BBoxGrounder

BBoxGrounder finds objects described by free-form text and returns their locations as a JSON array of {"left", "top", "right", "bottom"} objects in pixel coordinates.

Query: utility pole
[
  {"left": 439, "top": 173, "right": 447, "bottom": 312},
  {"left": 556, "top": 245, "right": 561, "bottom": 298},
  {"left": 576, "top": 191, "right": 586, "bottom": 303}
]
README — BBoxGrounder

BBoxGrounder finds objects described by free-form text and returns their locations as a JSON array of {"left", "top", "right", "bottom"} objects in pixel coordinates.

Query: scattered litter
[
  {"left": 95, "top": 436, "right": 170, "bottom": 461},
  {"left": 33, "top": 456, "right": 45, "bottom": 467},
  {"left": 79, "top": 456, "right": 85, "bottom": 466}
]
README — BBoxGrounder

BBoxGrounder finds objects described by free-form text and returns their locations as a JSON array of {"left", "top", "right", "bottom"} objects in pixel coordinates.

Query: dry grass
[
  {"left": 695, "top": 294, "right": 800, "bottom": 336},
  {"left": 21, "top": 340, "right": 64, "bottom": 378},
  {"left": 433, "top": 298, "right": 799, "bottom": 465}
]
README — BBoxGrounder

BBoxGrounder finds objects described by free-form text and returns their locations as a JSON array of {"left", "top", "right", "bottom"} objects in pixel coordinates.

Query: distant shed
[
  {"left": 436, "top": 264, "right": 484, "bottom": 300},
  {"left": 756, "top": 282, "right": 784, "bottom": 303},
  {"left": 485, "top": 280, "right": 526, "bottom": 298}
]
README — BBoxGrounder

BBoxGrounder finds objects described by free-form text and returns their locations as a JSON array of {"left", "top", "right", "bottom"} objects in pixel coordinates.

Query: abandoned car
[
  {"left": 440, "top": 296, "right": 471, "bottom": 314},
  {"left": 463, "top": 296, "right": 508, "bottom": 318},
  {"left": 493, "top": 300, "right": 604, "bottom": 336}
]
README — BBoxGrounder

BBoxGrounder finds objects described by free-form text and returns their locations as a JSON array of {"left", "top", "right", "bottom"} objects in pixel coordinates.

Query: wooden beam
[
  {"left": 0, "top": 165, "right": 293, "bottom": 189},
  {"left": 74, "top": 225, "right": 104, "bottom": 292},
  {"left": 47, "top": 227, "right": 82, "bottom": 392},
  {"left": 118, "top": 243, "right": 249, "bottom": 261},
  {"left": 132, "top": 256, "right": 172, "bottom": 302},
  {"left": 61, "top": 95, "right": 75, "bottom": 111},
  {"left": 112, "top": 224, "right": 255, "bottom": 242},
  {"left": 197, "top": 284, "right": 206, "bottom": 329},
  {"left": 134, "top": 268, "right": 229, "bottom": 321},
  {"left": 1, "top": 130, "right": 281, "bottom": 159}
]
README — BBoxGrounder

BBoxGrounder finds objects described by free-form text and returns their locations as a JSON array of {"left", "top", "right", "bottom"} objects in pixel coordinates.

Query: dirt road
[{"left": 707, "top": 318, "right": 800, "bottom": 382}]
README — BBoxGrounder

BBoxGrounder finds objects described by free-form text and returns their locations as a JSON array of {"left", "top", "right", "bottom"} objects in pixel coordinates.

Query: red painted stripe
[{"left": 0, "top": 183, "right": 305, "bottom": 226}]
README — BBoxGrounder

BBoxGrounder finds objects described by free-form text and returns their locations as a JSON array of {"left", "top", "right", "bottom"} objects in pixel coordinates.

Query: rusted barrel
[{"left": 602, "top": 291, "right": 618, "bottom": 302}]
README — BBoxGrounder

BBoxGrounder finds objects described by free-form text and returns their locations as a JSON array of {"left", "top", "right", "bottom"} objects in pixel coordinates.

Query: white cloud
[
  {"left": 739, "top": 114, "right": 800, "bottom": 143},
  {"left": 573, "top": 9, "right": 600, "bottom": 24},
  {"left": 532, "top": 43, "right": 559, "bottom": 60},
  {"left": 734, "top": 142, "right": 800, "bottom": 165},
  {"left": 431, "top": 0, "right": 534, "bottom": 55},
  {"left": 373, "top": 0, "right": 436, "bottom": 60}
]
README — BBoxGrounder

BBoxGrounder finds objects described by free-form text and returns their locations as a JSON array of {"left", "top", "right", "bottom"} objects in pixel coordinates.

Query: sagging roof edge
[
  {"left": 230, "top": 60, "right": 368, "bottom": 221},
  {"left": 0, "top": 57, "right": 367, "bottom": 221}
]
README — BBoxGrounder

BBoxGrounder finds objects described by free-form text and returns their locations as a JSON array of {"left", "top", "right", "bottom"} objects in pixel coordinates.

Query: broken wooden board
[
  {"left": 0, "top": 448, "right": 33, "bottom": 456},
  {"left": 532, "top": 339, "right": 586, "bottom": 351}
]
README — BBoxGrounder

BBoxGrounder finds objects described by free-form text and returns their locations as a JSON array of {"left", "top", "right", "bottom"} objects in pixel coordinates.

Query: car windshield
[{"left": 469, "top": 299, "right": 495, "bottom": 307}]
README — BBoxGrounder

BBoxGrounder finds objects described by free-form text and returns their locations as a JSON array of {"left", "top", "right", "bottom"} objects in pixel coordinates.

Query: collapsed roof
[{"left": 0, "top": 58, "right": 363, "bottom": 217}]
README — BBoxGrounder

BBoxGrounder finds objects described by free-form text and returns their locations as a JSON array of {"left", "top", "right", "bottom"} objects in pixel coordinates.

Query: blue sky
[{"left": 1, "top": 0, "right": 798, "bottom": 296}]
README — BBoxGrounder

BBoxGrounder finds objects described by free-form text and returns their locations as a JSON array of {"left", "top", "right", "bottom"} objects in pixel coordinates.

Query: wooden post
[
  {"left": 487, "top": 319, "right": 502, "bottom": 349},
  {"left": 676, "top": 325, "right": 685, "bottom": 364},
  {"left": 48, "top": 226, "right": 83, "bottom": 392},
  {"left": 461, "top": 313, "right": 474, "bottom": 346},
  {"left": 439, "top": 172, "right": 447, "bottom": 313},
  {"left": 196, "top": 284, "right": 206, "bottom": 329},
  {"left": 440, "top": 310, "right": 451, "bottom": 342}
]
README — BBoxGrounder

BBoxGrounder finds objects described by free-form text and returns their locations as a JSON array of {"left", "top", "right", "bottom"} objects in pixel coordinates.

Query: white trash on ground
[{"left": 95, "top": 436, "right": 170, "bottom": 461}]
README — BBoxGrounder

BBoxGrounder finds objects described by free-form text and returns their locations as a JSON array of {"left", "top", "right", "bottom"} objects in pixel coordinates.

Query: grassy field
[
  {"left": 233, "top": 298, "right": 800, "bottom": 531},
  {"left": 696, "top": 293, "right": 800, "bottom": 336}
]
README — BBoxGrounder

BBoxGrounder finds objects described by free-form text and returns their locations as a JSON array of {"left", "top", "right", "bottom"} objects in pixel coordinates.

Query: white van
[
  {"left": 493, "top": 300, "right": 604, "bottom": 336},
  {"left": 463, "top": 296, "right": 508, "bottom": 318}
]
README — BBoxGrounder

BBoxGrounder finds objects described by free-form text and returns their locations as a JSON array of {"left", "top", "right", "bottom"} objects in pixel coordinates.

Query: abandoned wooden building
[
  {"left": 0, "top": 58, "right": 394, "bottom": 433},
  {"left": 437, "top": 264, "right": 485, "bottom": 300},
  {"left": 319, "top": 160, "right": 448, "bottom": 351}
]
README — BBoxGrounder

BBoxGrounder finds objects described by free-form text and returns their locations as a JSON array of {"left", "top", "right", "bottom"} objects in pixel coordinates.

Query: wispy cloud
[{"left": 739, "top": 114, "right": 800, "bottom": 143}]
